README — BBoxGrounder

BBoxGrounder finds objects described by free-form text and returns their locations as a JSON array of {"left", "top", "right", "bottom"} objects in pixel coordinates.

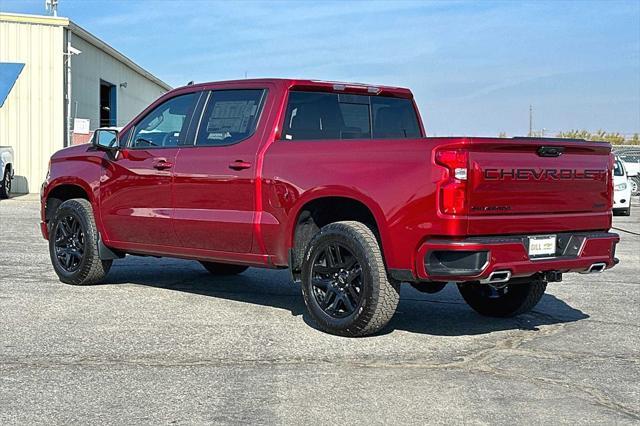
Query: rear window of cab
[{"left": 282, "top": 91, "right": 421, "bottom": 141}]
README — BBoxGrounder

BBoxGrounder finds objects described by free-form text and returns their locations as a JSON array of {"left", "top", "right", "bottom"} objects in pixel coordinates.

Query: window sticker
[
  {"left": 206, "top": 100, "right": 257, "bottom": 135},
  {"left": 208, "top": 131, "right": 232, "bottom": 140}
]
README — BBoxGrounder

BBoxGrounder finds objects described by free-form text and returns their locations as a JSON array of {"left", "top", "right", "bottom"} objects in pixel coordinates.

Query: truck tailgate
[{"left": 466, "top": 138, "right": 612, "bottom": 234}]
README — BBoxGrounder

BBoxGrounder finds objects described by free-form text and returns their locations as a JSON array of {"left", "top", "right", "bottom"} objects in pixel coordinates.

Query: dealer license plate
[{"left": 528, "top": 235, "right": 557, "bottom": 257}]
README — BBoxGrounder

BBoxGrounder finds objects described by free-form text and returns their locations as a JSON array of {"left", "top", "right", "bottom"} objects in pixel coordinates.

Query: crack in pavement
[
  {"left": 443, "top": 323, "right": 640, "bottom": 421},
  {"left": 1, "top": 322, "right": 637, "bottom": 420}
]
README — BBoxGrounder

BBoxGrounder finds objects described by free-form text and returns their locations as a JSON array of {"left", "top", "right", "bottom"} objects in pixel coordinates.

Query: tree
[{"left": 555, "top": 130, "right": 630, "bottom": 145}]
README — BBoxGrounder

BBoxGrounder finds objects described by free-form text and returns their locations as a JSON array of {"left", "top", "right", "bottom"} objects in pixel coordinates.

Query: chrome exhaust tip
[
  {"left": 480, "top": 270, "right": 512, "bottom": 285},
  {"left": 583, "top": 262, "right": 606, "bottom": 274}
]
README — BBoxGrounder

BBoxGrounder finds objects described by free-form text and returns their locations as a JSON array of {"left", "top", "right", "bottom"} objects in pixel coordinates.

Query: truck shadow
[
  {"left": 106, "top": 257, "right": 589, "bottom": 337},
  {"left": 387, "top": 286, "right": 588, "bottom": 336}
]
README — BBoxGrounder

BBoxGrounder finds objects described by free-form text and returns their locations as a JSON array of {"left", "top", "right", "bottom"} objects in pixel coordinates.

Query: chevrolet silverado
[{"left": 41, "top": 79, "right": 620, "bottom": 336}]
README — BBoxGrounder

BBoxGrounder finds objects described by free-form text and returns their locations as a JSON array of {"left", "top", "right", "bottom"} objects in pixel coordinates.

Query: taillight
[{"left": 435, "top": 149, "right": 468, "bottom": 215}]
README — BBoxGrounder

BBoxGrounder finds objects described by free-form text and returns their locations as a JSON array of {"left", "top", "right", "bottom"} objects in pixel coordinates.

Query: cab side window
[
  {"left": 195, "top": 89, "right": 266, "bottom": 146},
  {"left": 282, "top": 92, "right": 370, "bottom": 140},
  {"left": 281, "top": 91, "right": 421, "bottom": 141},
  {"left": 371, "top": 96, "right": 421, "bottom": 139},
  {"left": 130, "top": 93, "right": 198, "bottom": 149}
]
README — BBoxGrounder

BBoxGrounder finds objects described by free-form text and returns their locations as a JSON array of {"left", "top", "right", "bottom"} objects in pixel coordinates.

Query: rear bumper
[{"left": 407, "top": 231, "right": 619, "bottom": 282}]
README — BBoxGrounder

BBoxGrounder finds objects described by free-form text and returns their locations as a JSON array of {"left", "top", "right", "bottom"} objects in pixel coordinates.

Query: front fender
[{"left": 41, "top": 153, "right": 104, "bottom": 239}]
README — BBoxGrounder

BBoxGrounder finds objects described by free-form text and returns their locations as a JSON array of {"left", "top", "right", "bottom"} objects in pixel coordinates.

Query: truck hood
[{"left": 51, "top": 143, "right": 92, "bottom": 160}]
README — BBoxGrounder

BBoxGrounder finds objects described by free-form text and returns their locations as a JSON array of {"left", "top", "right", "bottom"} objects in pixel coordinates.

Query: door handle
[
  {"left": 153, "top": 159, "right": 174, "bottom": 170},
  {"left": 229, "top": 160, "right": 252, "bottom": 171}
]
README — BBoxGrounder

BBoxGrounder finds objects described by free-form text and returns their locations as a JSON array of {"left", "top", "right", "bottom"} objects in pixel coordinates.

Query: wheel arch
[
  {"left": 286, "top": 190, "right": 391, "bottom": 273},
  {"left": 44, "top": 180, "right": 95, "bottom": 226}
]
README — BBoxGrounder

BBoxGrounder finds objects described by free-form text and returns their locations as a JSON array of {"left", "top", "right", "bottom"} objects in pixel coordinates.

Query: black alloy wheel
[
  {"left": 49, "top": 198, "right": 112, "bottom": 285},
  {"left": 54, "top": 214, "right": 86, "bottom": 272},
  {"left": 301, "top": 221, "right": 400, "bottom": 337},
  {"left": 310, "top": 241, "right": 363, "bottom": 319}
]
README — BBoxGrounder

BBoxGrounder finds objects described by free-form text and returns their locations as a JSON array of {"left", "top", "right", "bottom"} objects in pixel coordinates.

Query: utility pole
[{"left": 528, "top": 104, "right": 533, "bottom": 137}]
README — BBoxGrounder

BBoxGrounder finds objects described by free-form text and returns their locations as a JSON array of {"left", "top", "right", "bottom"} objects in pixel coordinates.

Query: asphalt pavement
[{"left": 0, "top": 196, "right": 638, "bottom": 424}]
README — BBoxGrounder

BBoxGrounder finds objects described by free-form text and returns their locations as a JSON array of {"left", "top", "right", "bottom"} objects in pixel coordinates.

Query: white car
[
  {"left": 0, "top": 145, "right": 14, "bottom": 199},
  {"left": 613, "top": 156, "right": 631, "bottom": 216},
  {"left": 618, "top": 151, "right": 640, "bottom": 195}
]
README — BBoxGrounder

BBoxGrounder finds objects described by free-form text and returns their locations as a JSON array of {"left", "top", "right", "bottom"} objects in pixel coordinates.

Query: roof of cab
[{"left": 171, "top": 78, "right": 414, "bottom": 99}]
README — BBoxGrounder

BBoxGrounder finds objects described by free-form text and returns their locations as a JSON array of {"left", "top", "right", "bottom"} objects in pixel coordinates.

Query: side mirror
[{"left": 92, "top": 129, "right": 119, "bottom": 151}]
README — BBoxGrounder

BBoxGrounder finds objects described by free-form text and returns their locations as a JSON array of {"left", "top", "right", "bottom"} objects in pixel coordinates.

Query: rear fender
[{"left": 285, "top": 187, "right": 392, "bottom": 264}]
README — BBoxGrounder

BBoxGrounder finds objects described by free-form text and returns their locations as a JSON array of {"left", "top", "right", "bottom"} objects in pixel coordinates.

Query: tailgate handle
[{"left": 537, "top": 146, "right": 564, "bottom": 157}]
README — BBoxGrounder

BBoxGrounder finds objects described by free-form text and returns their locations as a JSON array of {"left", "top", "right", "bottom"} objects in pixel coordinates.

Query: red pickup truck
[{"left": 41, "top": 78, "right": 619, "bottom": 336}]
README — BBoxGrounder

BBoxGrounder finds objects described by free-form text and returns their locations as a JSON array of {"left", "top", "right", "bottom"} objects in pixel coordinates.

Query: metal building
[{"left": 0, "top": 12, "right": 171, "bottom": 193}]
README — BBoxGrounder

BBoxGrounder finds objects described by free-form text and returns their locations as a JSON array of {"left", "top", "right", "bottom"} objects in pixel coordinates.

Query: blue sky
[{"left": 1, "top": 0, "right": 639, "bottom": 136}]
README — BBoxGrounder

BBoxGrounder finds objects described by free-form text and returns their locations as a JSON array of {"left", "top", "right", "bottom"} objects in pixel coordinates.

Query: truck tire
[
  {"left": 0, "top": 167, "right": 11, "bottom": 199},
  {"left": 301, "top": 221, "right": 400, "bottom": 337},
  {"left": 457, "top": 278, "right": 546, "bottom": 317},
  {"left": 49, "top": 198, "right": 112, "bottom": 285},
  {"left": 199, "top": 261, "right": 248, "bottom": 275}
]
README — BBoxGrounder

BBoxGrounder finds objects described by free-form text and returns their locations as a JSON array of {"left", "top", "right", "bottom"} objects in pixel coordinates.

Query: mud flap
[{"left": 98, "top": 234, "right": 125, "bottom": 260}]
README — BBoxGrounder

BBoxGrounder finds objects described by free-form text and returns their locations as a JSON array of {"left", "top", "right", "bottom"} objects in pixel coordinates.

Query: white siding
[
  {"left": 0, "top": 13, "right": 170, "bottom": 193},
  {"left": 70, "top": 33, "right": 167, "bottom": 130},
  {"left": 0, "top": 20, "right": 65, "bottom": 193}
]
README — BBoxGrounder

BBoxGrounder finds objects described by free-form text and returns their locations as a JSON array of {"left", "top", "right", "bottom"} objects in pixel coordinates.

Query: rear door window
[
  {"left": 195, "top": 89, "right": 266, "bottom": 146},
  {"left": 282, "top": 91, "right": 420, "bottom": 140}
]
